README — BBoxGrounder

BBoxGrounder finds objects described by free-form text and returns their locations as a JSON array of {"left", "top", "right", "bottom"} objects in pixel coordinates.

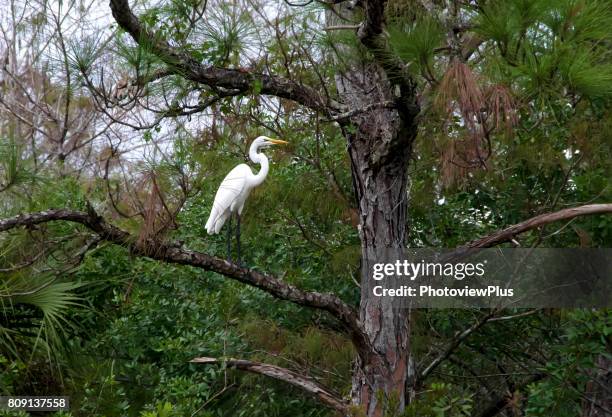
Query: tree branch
[
  {"left": 418, "top": 309, "right": 542, "bottom": 385},
  {"left": 459, "top": 204, "right": 612, "bottom": 251},
  {"left": 191, "top": 356, "right": 348, "bottom": 413},
  {"left": 108, "top": 0, "right": 339, "bottom": 115},
  {"left": 356, "top": 0, "right": 418, "bottom": 115},
  {"left": 324, "top": 24, "right": 360, "bottom": 31},
  {"left": 0, "top": 208, "right": 364, "bottom": 346},
  {"left": 420, "top": 205, "right": 612, "bottom": 382},
  {"left": 418, "top": 311, "right": 497, "bottom": 383}
]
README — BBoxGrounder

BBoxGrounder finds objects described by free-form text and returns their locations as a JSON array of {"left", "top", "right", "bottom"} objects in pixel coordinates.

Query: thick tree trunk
[
  {"left": 335, "top": 57, "right": 418, "bottom": 414},
  {"left": 582, "top": 354, "right": 612, "bottom": 417}
]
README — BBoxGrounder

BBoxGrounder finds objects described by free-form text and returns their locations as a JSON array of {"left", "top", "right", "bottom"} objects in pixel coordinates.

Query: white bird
[{"left": 205, "top": 136, "right": 288, "bottom": 263}]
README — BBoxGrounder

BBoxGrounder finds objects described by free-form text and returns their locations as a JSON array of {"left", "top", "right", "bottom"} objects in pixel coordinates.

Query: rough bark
[
  {"left": 106, "top": 1, "right": 418, "bottom": 412},
  {"left": 328, "top": 1, "right": 420, "bottom": 413},
  {"left": 191, "top": 357, "right": 349, "bottom": 413},
  {"left": 0, "top": 207, "right": 363, "bottom": 342},
  {"left": 582, "top": 354, "right": 612, "bottom": 417},
  {"left": 345, "top": 99, "right": 418, "bottom": 415}
]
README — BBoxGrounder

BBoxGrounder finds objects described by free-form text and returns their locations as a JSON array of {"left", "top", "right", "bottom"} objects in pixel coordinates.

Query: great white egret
[{"left": 205, "top": 136, "right": 288, "bottom": 264}]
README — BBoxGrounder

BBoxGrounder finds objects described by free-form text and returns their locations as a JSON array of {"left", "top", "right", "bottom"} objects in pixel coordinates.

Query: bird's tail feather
[{"left": 205, "top": 209, "right": 217, "bottom": 234}]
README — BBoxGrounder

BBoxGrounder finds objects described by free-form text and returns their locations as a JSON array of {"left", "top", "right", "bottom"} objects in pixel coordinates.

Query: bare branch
[
  {"left": 419, "top": 201, "right": 612, "bottom": 383},
  {"left": 418, "top": 311, "right": 496, "bottom": 383},
  {"left": 418, "top": 308, "right": 543, "bottom": 384},
  {"left": 191, "top": 357, "right": 348, "bottom": 413},
  {"left": 487, "top": 309, "right": 540, "bottom": 322},
  {"left": 108, "top": 0, "right": 338, "bottom": 115},
  {"left": 0, "top": 249, "right": 47, "bottom": 272},
  {"left": 0, "top": 207, "right": 364, "bottom": 345},
  {"left": 460, "top": 204, "right": 612, "bottom": 251},
  {"left": 324, "top": 24, "right": 360, "bottom": 31}
]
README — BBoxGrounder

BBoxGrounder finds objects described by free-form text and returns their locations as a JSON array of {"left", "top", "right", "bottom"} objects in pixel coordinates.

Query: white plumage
[
  {"left": 205, "top": 164, "right": 252, "bottom": 234},
  {"left": 205, "top": 136, "right": 288, "bottom": 236}
]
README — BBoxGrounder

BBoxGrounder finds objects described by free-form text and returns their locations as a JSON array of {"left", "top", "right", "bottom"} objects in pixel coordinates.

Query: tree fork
[
  {"left": 327, "top": 0, "right": 420, "bottom": 414},
  {"left": 343, "top": 118, "right": 418, "bottom": 415}
]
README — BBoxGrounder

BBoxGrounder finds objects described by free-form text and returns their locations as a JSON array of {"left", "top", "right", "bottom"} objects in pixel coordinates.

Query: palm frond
[{"left": 1, "top": 276, "right": 83, "bottom": 360}]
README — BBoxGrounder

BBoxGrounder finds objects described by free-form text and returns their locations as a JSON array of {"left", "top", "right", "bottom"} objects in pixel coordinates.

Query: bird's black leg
[
  {"left": 226, "top": 213, "right": 232, "bottom": 262},
  {"left": 236, "top": 213, "right": 241, "bottom": 267}
]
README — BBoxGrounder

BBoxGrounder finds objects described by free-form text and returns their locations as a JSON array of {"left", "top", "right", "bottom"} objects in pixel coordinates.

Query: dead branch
[
  {"left": 460, "top": 204, "right": 612, "bottom": 250},
  {"left": 418, "top": 311, "right": 497, "bottom": 383},
  {"left": 0, "top": 207, "right": 366, "bottom": 348},
  {"left": 191, "top": 356, "right": 348, "bottom": 413}
]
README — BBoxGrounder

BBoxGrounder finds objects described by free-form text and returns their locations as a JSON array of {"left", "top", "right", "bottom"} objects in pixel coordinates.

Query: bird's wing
[{"left": 205, "top": 164, "right": 251, "bottom": 234}]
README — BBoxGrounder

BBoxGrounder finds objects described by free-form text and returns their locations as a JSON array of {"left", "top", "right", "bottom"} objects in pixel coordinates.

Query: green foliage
[
  {"left": 403, "top": 383, "right": 473, "bottom": 417},
  {"left": 474, "top": 0, "right": 612, "bottom": 102},
  {"left": 524, "top": 310, "right": 612, "bottom": 416},
  {"left": 67, "top": 33, "right": 106, "bottom": 75},
  {"left": 1, "top": 0, "right": 611, "bottom": 416},
  {"left": 388, "top": 16, "right": 444, "bottom": 76},
  {"left": 140, "top": 402, "right": 178, "bottom": 417},
  {"left": 0, "top": 136, "right": 32, "bottom": 194},
  {"left": 558, "top": 48, "right": 612, "bottom": 100}
]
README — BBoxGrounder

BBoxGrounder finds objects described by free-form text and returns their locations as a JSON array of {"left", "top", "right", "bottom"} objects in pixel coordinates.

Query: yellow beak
[{"left": 267, "top": 138, "right": 289, "bottom": 145}]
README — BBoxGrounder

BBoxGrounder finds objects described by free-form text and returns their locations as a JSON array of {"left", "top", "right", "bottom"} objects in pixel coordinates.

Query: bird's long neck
[{"left": 248, "top": 145, "right": 269, "bottom": 187}]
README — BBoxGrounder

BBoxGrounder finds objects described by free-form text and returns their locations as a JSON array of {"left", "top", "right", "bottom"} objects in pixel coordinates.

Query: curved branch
[
  {"left": 460, "top": 204, "right": 612, "bottom": 250},
  {"left": 191, "top": 356, "right": 348, "bottom": 413},
  {"left": 108, "top": 0, "right": 339, "bottom": 115},
  {"left": 418, "top": 309, "right": 542, "bottom": 385},
  {"left": 418, "top": 311, "right": 496, "bottom": 383},
  {"left": 416, "top": 204, "right": 612, "bottom": 384},
  {"left": 0, "top": 207, "right": 364, "bottom": 345},
  {"left": 356, "top": 0, "right": 417, "bottom": 110}
]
